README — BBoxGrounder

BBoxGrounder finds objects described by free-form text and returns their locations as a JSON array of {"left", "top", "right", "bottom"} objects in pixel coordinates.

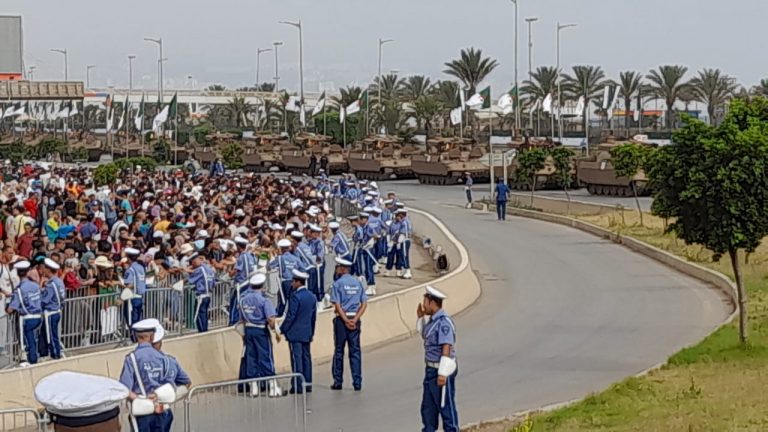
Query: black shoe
[
  {"left": 331, "top": 383, "right": 342, "bottom": 390},
  {"left": 353, "top": 386, "right": 362, "bottom": 392}
]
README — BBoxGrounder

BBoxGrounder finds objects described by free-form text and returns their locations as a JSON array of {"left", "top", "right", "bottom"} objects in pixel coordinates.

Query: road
[{"left": 184, "top": 181, "right": 729, "bottom": 431}]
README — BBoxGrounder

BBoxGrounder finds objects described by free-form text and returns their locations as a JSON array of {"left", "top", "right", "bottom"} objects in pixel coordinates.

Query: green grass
[{"left": 520, "top": 212, "right": 768, "bottom": 432}]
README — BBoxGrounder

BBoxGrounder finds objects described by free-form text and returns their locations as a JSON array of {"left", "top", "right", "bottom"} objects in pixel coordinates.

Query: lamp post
[
  {"left": 27, "top": 66, "right": 36, "bottom": 81},
  {"left": 86, "top": 64, "right": 95, "bottom": 88},
  {"left": 50, "top": 48, "right": 68, "bottom": 80},
  {"left": 556, "top": 22, "right": 577, "bottom": 143},
  {"left": 144, "top": 37, "right": 163, "bottom": 104},
  {"left": 128, "top": 55, "right": 136, "bottom": 96},
  {"left": 279, "top": 20, "right": 304, "bottom": 104},
  {"left": 273, "top": 41, "right": 283, "bottom": 92},
  {"left": 525, "top": 17, "right": 538, "bottom": 131},
  {"left": 256, "top": 47, "right": 272, "bottom": 88},
  {"left": 511, "top": 0, "right": 520, "bottom": 134},
  {"left": 378, "top": 38, "right": 394, "bottom": 134}
]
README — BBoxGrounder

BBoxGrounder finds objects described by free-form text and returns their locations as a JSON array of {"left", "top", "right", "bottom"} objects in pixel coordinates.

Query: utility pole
[
  {"left": 50, "top": 48, "right": 68, "bottom": 80},
  {"left": 556, "top": 22, "right": 577, "bottom": 143},
  {"left": 525, "top": 17, "right": 538, "bottom": 131},
  {"left": 256, "top": 47, "right": 272, "bottom": 88},
  {"left": 144, "top": 37, "right": 164, "bottom": 104},
  {"left": 273, "top": 41, "right": 283, "bottom": 92},
  {"left": 378, "top": 38, "right": 394, "bottom": 135}
]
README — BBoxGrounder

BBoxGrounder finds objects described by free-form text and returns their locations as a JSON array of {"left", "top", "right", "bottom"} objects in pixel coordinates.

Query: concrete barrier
[
  {"left": 504, "top": 192, "right": 634, "bottom": 216},
  {"left": 0, "top": 208, "right": 480, "bottom": 410}
]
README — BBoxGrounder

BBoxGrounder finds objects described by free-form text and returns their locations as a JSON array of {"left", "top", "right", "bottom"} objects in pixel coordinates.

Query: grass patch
[{"left": 522, "top": 211, "right": 768, "bottom": 431}]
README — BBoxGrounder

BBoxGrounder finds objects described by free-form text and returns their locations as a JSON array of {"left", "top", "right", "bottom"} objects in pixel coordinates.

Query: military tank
[
  {"left": 507, "top": 141, "right": 578, "bottom": 190},
  {"left": 281, "top": 133, "right": 342, "bottom": 175},
  {"left": 347, "top": 135, "right": 416, "bottom": 180},
  {"left": 412, "top": 137, "right": 492, "bottom": 185},
  {"left": 576, "top": 139, "right": 651, "bottom": 196}
]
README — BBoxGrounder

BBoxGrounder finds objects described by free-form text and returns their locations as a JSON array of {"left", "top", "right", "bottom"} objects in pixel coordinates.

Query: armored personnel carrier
[
  {"left": 347, "top": 135, "right": 416, "bottom": 180},
  {"left": 282, "top": 133, "right": 346, "bottom": 174},
  {"left": 412, "top": 137, "right": 491, "bottom": 185},
  {"left": 576, "top": 139, "right": 651, "bottom": 196}
]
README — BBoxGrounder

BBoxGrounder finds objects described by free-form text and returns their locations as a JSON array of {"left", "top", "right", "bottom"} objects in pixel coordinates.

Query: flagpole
[
  {"left": 323, "top": 100, "right": 327, "bottom": 136},
  {"left": 342, "top": 109, "right": 347, "bottom": 149},
  {"left": 488, "top": 104, "right": 494, "bottom": 198},
  {"left": 174, "top": 111, "right": 178, "bottom": 166}
]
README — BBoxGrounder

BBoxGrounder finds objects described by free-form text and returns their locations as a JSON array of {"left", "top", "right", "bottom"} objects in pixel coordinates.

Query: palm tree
[
  {"left": 332, "top": 86, "right": 363, "bottom": 109},
  {"left": 617, "top": 71, "right": 643, "bottom": 130},
  {"left": 224, "top": 96, "right": 254, "bottom": 128},
  {"left": 646, "top": 65, "right": 689, "bottom": 129},
  {"left": 206, "top": 84, "right": 227, "bottom": 92},
  {"left": 402, "top": 75, "right": 432, "bottom": 102},
  {"left": 562, "top": 65, "right": 608, "bottom": 133},
  {"left": 689, "top": 68, "right": 738, "bottom": 125},
  {"left": 521, "top": 66, "right": 558, "bottom": 101},
  {"left": 443, "top": 47, "right": 499, "bottom": 95},
  {"left": 430, "top": 80, "right": 461, "bottom": 129},
  {"left": 750, "top": 78, "right": 768, "bottom": 97},
  {"left": 410, "top": 95, "right": 442, "bottom": 133}
]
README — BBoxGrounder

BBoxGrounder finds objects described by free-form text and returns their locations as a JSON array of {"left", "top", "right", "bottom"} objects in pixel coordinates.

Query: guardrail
[{"left": 0, "top": 407, "right": 44, "bottom": 431}]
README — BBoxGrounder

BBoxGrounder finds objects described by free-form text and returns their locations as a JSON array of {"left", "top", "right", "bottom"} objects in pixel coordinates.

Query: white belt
[
  {"left": 425, "top": 361, "right": 440, "bottom": 369},
  {"left": 21, "top": 314, "right": 41, "bottom": 320},
  {"left": 344, "top": 312, "right": 357, "bottom": 318},
  {"left": 43, "top": 310, "right": 61, "bottom": 317},
  {"left": 245, "top": 323, "right": 266, "bottom": 328},
  {"left": 196, "top": 293, "right": 211, "bottom": 299}
]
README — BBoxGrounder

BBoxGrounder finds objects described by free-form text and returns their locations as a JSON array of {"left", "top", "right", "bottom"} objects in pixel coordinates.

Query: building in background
[{"left": 0, "top": 15, "right": 23, "bottom": 81}]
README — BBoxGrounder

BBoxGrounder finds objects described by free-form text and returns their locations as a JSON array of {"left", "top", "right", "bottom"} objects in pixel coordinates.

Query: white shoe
[
  {"left": 19, "top": 362, "right": 30, "bottom": 368},
  {"left": 365, "top": 285, "right": 376, "bottom": 296},
  {"left": 402, "top": 270, "right": 412, "bottom": 279},
  {"left": 250, "top": 385, "right": 260, "bottom": 397},
  {"left": 383, "top": 270, "right": 392, "bottom": 277},
  {"left": 268, "top": 381, "right": 284, "bottom": 398},
  {"left": 396, "top": 270, "right": 403, "bottom": 278}
]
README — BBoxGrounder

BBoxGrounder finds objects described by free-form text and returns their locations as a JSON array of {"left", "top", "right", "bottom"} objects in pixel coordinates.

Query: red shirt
[
  {"left": 16, "top": 233, "right": 35, "bottom": 258},
  {"left": 23, "top": 199, "right": 38, "bottom": 219}
]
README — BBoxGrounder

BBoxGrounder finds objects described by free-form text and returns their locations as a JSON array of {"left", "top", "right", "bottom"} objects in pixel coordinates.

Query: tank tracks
[{"left": 585, "top": 184, "right": 649, "bottom": 196}]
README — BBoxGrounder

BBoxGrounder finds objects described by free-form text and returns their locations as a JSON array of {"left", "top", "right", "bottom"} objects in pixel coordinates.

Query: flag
[
  {"left": 107, "top": 109, "right": 114, "bottom": 132},
  {"left": 10, "top": 103, "right": 26, "bottom": 117},
  {"left": 153, "top": 105, "right": 169, "bottom": 132},
  {"left": 3, "top": 104, "right": 16, "bottom": 118},
  {"left": 497, "top": 93, "right": 514, "bottom": 110},
  {"left": 542, "top": 94, "right": 553, "bottom": 113},
  {"left": 118, "top": 95, "right": 129, "bottom": 131},
  {"left": 134, "top": 93, "right": 145, "bottom": 131},
  {"left": 606, "top": 87, "right": 619, "bottom": 120},
  {"left": 69, "top": 101, "right": 79, "bottom": 117},
  {"left": 459, "top": 88, "right": 466, "bottom": 112},
  {"left": 575, "top": 96, "right": 585, "bottom": 115},
  {"left": 634, "top": 92, "right": 642, "bottom": 122},
  {"left": 602, "top": 85, "right": 611, "bottom": 109},
  {"left": 168, "top": 93, "right": 178, "bottom": 119},
  {"left": 345, "top": 90, "right": 368, "bottom": 116},
  {"left": 466, "top": 86, "right": 490, "bottom": 108},
  {"left": 450, "top": 107, "right": 462, "bottom": 125},
  {"left": 340, "top": 106, "right": 346, "bottom": 124},
  {"left": 300, "top": 106, "right": 306, "bottom": 126},
  {"left": 285, "top": 96, "right": 301, "bottom": 112},
  {"left": 311, "top": 92, "right": 326, "bottom": 117}
]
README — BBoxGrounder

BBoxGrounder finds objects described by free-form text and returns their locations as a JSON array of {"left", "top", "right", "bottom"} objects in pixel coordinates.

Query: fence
[
  {"left": 2, "top": 272, "right": 283, "bottom": 368},
  {"left": 0, "top": 408, "right": 44, "bottom": 431},
  {"left": 178, "top": 373, "right": 307, "bottom": 432}
]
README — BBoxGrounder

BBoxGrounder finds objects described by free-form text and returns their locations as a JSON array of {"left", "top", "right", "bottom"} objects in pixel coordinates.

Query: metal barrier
[
  {"left": 179, "top": 373, "right": 308, "bottom": 432},
  {"left": 329, "top": 195, "right": 360, "bottom": 218},
  {"left": 0, "top": 407, "right": 44, "bottom": 431}
]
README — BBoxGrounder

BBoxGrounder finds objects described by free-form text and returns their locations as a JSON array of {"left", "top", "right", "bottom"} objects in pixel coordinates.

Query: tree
[
  {"left": 515, "top": 147, "right": 548, "bottom": 206},
  {"left": 618, "top": 71, "right": 644, "bottom": 130},
  {"left": 610, "top": 142, "right": 652, "bottom": 226},
  {"left": 563, "top": 65, "right": 608, "bottom": 134},
  {"left": 224, "top": 96, "right": 254, "bottom": 128},
  {"left": 689, "top": 68, "right": 738, "bottom": 125},
  {"left": 521, "top": 66, "right": 559, "bottom": 101},
  {"left": 443, "top": 47, "right": 499, "bottom": 96},
  {"left": 430, "top": 80, "right": 461, "bottom": 128},
  {"left": 646, "top": 65, "right": 689, "bottom": 129},
  {"left": 550, "top": 147, "right": 573, "bottom": 213},
  {"left": 648, "top": 97, "right": 768, "bottom": 345},
  {"left": 402, "top": 75, "right": 432, "bottom": 102},
  {"left": 411, "top": 95, "right": 442, "bottom": 137},
  {"left": 332, "top": 86, "right": 363, "bottom": 110},
  {"left": 370, "top": 74, "right": 404, "bottom": 106},
  {"left": 750, "top": 79, "right": 768, "bottom": 97},
  {"left": 206, "top": 84, "right": 227, "bottom": 92},
  {"left": 315, "top": 111, "right": 360, "bottom": 145},
  {"left": 221, "top": 142, "right": 244, "bottom": 169}
]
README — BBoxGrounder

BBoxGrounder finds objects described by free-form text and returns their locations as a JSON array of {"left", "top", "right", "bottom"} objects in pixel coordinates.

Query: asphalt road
[{"left": 181, "top": 181, "right": 729, "bottom": 431}]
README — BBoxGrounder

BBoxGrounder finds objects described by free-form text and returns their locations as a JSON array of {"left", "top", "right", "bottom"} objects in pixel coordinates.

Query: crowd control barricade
[
  {"left": 0, "top": 407, "right": 44, "bottom": 431},
  {"left": 60, "top": 290, "right": 125, "bottom": 352},
  {"left": 179, "top": 373, "right": 308, "bottom": 432}
]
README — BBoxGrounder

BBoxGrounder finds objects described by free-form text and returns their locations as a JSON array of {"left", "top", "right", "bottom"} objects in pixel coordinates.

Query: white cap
[
  {"left": 383, "top": 199, "right": 393, "bottom": 205},
  {"left": 132, "top": 318, "right": 160, "bottom": 333},
  {"left": 44, "top": 258, "right": 60, "bottom": 270},
  {"left": 328, "top": 221, "right": 340, "bottom": 229},
  {"left": 309, "top": 224, "right": 322, "bottom": 232},
  {"left": 292, "top": 269, "right": 310, "bottom": 280},
  {"left": 153, "top": 231, "right": 165, "bottom": 239},
  {"left": 153, "top": 324, "right": 165, "bottom": 344},
  {"left": 395, "top": 208, "right": 408, "bottom": 214},
  {"left": 335, "top": 257, "right": 353, "bottom": 267},
  {"left": 196, "top": 230, "right": 210, "bottom": 239},
  {"left": 124, "top": 247, "right": 140, "bottom": 256},
  {"left": 179, "top": 243, "right": 195, "bottom": 255},
  {"left": 270, "top": 223, "right": 284, "bottom": 231},
  {"left": 371, "top": 207, "right": 383, "bottom": 214},
  {"left": 249, "top": 273, "right": 267, "bottom": 286},
  {"left": 370, "top": 181, "right": 379, "bottom": 190},
  {"left": 359, "top": 212, "right": 370, "bottom": 218},
  {"left": 235, "top": 209, "right": 246, "bottom": 217},
  {"left": 425, "top": 285, "right": 447, "bottom": 300},
  {"left": 290, "top": 231, "right": 304, "bottom": 239},
  {"left": 234, "top": 237, "right": 249, "bottom": 245},
  {"left": 286, "top": 223, "right": 295, "bottom": 230},
  {"left": 277, "top": 239, "right": 292, "bottom": 248},
  {"left": 363, "top": 206, "right": 374, "bottom": 213}
]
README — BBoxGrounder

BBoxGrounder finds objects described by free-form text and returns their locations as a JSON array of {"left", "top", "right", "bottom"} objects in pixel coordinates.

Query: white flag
[
  {"left": 346, "top": 99, "right": 361, "bottom": 116},
  {"left": 134, "top": 114, "right": 142, "bottom": 131},
  {"left": 465, "top": 93, "right": 484, "bottom": 108},
  {"left": 607, "top": 89, "right": 619, "bottom": 120},
  {"left": 497, "top": 94, "right": 514, "bottom": 110},
  {"left": 450, "top": 107, "right": 462, "bottom": 125},
  {"left": 3, "top": 105, "right": 16, "bottom": 118},
  {"left": 575, "top": 96, "right": 585, "bottom": 115},
  {"left": 285, "top": 96, "right": 301, "bottom": 112},
  {"left": 459, "top": 89, "right": 466, "bottom": 112},
  {"left": 528, "top": 99, "right": 540, "bottom": 115},
  {"left": 311, "top": 98, "right": 325, "bottom": 117},
  {"left": 340, "top": 106, "right": 346, "bottom": 124},
  {"left": 153, "top": 105, "right": 169, "bottom": 132},
  {"left": 542, "top": 94, "right": 553, "bottom": 113},
  {"left": 602, "top": 85, "right": 611, "bottom": 109},
  {"left": 300, "top": 106, "right": 306, "bottom": 126},
  {"left": 69, "top": 102, "right": 79, "bottom": 117}
]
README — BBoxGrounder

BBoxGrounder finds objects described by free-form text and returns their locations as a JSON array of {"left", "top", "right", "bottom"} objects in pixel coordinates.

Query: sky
[{"left": 3, "top": 0, "right": 766, "bottom": 94}]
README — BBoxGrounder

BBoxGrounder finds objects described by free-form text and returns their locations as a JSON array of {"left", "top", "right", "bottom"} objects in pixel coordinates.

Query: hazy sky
[{"left": 4, "top": 0, "right": 766, "bottom": 93}]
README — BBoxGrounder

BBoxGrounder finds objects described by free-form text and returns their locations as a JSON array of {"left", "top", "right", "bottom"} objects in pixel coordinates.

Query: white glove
[{"left": 437, "top": 356, "right": 457, "bottom": 377}]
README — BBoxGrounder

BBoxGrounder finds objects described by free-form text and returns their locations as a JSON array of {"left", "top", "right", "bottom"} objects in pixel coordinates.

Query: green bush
[
  {"left": 114, "top": 157, "right": 158, "bottom": 171},
  {"left": 177, "top": 130, "right": 190, "bottom": 145},
  {"left": 221, "top": 142, "right": 244, "bottom": 169},
  {"left": 193, "top": 124, "right": 212, "bottom": 144},
  {"left": 223, "top": 128, "right": 243, "bottom": 139},
  {"left": 153, "top": 140, "right": 170, "bottom": 164},
  {"left": 93, "top": 163, "right": 119, "bottom": 186}
]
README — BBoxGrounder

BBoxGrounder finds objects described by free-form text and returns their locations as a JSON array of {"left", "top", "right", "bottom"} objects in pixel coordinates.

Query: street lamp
[
  {"left": 128, "top": 55, "right": 136, "bottom": 96},
  {"left": 50, "top": 48, "right": 68, "bottom": 80},
  {"left": 27, "top": 66, "right": 36, "bottom": 81},
  {"left": 511, "top": 0, "right": 520, "bottom": 134},
  {"left": 279, "top": 20, "right": 304, "bottom": 104},
  {"left": 256, "top": 47, "right": 272, "bottom": 88},
  {"left": 378, "top": 38, "right": 394, "bottom": 133},
  {"left": 86, "top": 64, "right": 95, "bottom": 88},
  {"left": 525, "top": 17, "right": 538, "bottom": 130},
  {"left": 273, "top": 41, "right": 283, "bottom": 92},
  {"left": 144, "top": 37, "right": 164, "bottom": 104},
  {"left": 556, "top": 22, "right": 577, "bottom": 143}
]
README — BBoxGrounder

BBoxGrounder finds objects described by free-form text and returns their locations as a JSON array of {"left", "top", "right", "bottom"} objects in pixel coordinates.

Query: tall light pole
[
  {"left": 50, "top": 48, "right": 68, "bottom": 80},
  {"left": 27, "top": 66, "right": 36, "bottom": 81},
  {"left": 511, "top": 0, "right": 520, "bottom": 135},
  {"left": 144, "top": 37, "right": 163, "bottom": 104},
  {"left": 273, "top": 41, "right": 283, "bottom": 92},
  {"left": 86, "top": 64, "right": 95, "bottom": 88},
  {"left": 256, "top": 47, "right": 272, "bottom": 87},
  {"left": 279, "top": 20, "right": 304, "bottom": 104},
  {"left": 525, "top": 17, "right": 538, "bottom": 131},
  {"left": 128, "top": 55, "right": 136, "bottom": 95},
  {"left": 378, "top": 38, "right": 394, "bottom": 134},
  {"left": 556, "top": 22, "right": 577, "bottom": 143}
]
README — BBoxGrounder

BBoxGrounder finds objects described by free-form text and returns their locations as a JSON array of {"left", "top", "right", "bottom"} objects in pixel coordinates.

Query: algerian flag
[
  {"left": 168, "top": 93, "right": 178, "bottom": 119},
  {"left": 153, "top": 105, "right": 169, "bottom": 132},
  {"left": 286, "top": 95, "right": 301, "bottom": 112},
  {"left": 69, "top": 101, "right": 79, "bottom": 117},
  {"left": 3, "top": 104, "right": 16, "bottom": 118},
  {"left": 11, "top": 103, "right": 26, "bottom": 117},
  {"left": 118, "top": 96, "right": 129, "bottom": 131},
  {"left": 466, "top": 86, "right": 490, "bottom": 109},
  {"left": 542, "top": 94, "right": 553, "bottom": 113},
  {"left": 575, "top": 96, "right": 585, "bottom": 115},
  {"left": 300, "top": 106, "right": 306, "bottom": 126},
  {"left": 135, "top": 93, "right": 145, "bottom": 131},
  {"left": 528, "top": 98, "right": 540, "bottom": 115},
  {"left": 311, "top": 91, "right": 326, "bottom": 117},
  {"left": 606, "top": 87, "right": 619, "bottom": 120},
  {"left": 450, "top": 107, "right": 462, "bottom": 125},
  {"left": 497, "top": 93, "right": 514, "bottom": 110},
  {"left": 339, "top": 106, "right": 346, "bottom": 124},
  {"left": 602, "top": 85, "right": 611, "bottom": 109},
  {"left": 634, "top": 92, "right": 642, "bottom": 122},
  {"left": 107, "top": 108, "right": 114, "bottom": 132},
  {"left": 345, "top": 90, "right": 368, "bottom": 116},
  {"left": 459, "top": 88, "right": 466, "bottom": 112}
]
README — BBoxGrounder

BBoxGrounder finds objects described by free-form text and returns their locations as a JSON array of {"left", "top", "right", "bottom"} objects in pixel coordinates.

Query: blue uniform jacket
[
  {"left": 124, "top": 261, "right": 147, "bottom": 296},
  {"left": 280, "top": 287, "right": 317, "bottom": 343},
  {"left": 41, "top": 277, "right": 66, "bottom": 312},
  {"left": 269, "top": 252, "right": 302, "bottom": 281},
  {"left": 10, "top": 279, "right": 42, "bottom": 315},
  {"left": 188, "top": 264, "right": 216, "bottom": 295},
  {"left": 330, "top": 231, "right": 351, "bottom": 256}
]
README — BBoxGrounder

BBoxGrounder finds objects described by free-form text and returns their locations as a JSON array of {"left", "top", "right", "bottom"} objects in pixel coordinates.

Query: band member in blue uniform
[
  {"left": 417, "top": 286, "right": 459, "bottom": 432},
  {"left": 186, "top": 253, "right": 216, "bottom": 333},
  {"left": 396, "top": 208, "right": 413, "bottom": 279},
  {"left": 278, "top": 269, "right": 317, "bottom": 394},
  {"left": 228, "top": 237, "right": 256, "bottom": 325},
  {"left": 39, "top": 258, "right": 66, "bottom": 360},
  {"left": 329, "top": 258, "right": 367, "bottom": 391},
  {"left": 123, "top": 247, "right": 147, "bottom": 327},
  {"left": 308, "top": 224, "right": 326, "bottom": 302},
  {"left": 269, "top": 239, "right": 302, "bottom": 317},
  {"left": 6, "top": 260, "right": 42, "bottom": 365},
  {"left": 239, "top": 273, "right": 282, "bottom": 397}
]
